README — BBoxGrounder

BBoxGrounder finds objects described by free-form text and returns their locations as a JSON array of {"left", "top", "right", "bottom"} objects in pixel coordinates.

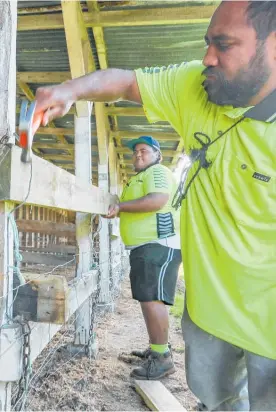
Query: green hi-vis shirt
[
  {"left": 119, "top": 164, "right": 179, "bottom": 246},
  {"left": 135, "top": 61, "right": 276, "bottom": 359}
]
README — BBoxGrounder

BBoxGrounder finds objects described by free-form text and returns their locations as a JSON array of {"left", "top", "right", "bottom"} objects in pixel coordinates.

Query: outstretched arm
[{"left": 35, "top": 69, "right": 142, "bottom": 125}]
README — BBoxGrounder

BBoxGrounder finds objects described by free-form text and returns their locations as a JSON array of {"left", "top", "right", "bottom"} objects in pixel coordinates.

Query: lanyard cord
[{"left": 172, "top": 117, "right": 245, "bottom": 210}]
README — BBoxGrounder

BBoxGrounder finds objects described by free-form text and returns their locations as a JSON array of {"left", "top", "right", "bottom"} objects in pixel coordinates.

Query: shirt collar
[{"left": 221, "top": 105, "right": 253, "bottom": 120}]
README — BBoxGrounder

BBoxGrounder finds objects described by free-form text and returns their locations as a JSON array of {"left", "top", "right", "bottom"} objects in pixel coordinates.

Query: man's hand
[
  {"left": 35, "top": 82, "right": 76, "bottom": 126},
  {"left": 106, "top": 203, "right": 120, "bottom": 219}
]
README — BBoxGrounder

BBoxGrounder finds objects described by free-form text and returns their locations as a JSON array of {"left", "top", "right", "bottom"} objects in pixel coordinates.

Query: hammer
[{"left": 18, "top": 100, "right": 43, "bottom": 163}]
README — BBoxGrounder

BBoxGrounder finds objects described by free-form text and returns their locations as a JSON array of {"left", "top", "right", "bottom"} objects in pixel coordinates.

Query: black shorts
[{"left": 129, "top": 243, "right": 182, "bottom": 305}]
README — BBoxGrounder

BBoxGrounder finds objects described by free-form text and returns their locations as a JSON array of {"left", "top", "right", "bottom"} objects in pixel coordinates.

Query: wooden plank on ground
[{"left": 135, "top": 380, "right": 187, "bottom": 412}]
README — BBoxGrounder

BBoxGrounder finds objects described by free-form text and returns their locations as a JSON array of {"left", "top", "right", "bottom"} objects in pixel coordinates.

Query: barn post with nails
[{"left": 0, "top": 1, "right": 19, "bottom": 410}]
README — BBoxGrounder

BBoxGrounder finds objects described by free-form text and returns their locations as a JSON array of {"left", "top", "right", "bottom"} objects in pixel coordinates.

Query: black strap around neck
[
  {"left": 172, "top": 88, "right": 276, "bottom": 209},
  {"left": 244, "top": 88, "right": 276, "bottom": 123}
]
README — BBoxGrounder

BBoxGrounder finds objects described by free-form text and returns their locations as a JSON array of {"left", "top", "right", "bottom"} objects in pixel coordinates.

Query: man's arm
[
  {"left": 35, "top": 69, "right": 142, "bottom": 125},
  {"left": 106, "top": 193, "right": 169, "bottom": 218}
]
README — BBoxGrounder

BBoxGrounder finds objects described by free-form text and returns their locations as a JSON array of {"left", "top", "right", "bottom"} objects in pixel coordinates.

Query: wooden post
[
  {"left": 74, "top": 111, "right": 94, "bottom": 346},
  {"left": 95, "top": 103, "right": 110, "bottom": 304},
  {"left": 0, "top": 1, "right": 17, "bottom": 144},
  {"left": 62, "top": 0, "right": 102, "bottom": 349},
  {"left": 0, "top": 1, "right": 18, "bottom": 409},
  {"left": 108, "top": 142, "right": 121, "bottom": 291}
]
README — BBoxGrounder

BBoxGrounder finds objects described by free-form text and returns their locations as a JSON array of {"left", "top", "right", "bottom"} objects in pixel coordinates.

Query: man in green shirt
[
  {"left": 106, "top": 135, "right": 181, "bottom": 379},
  {"left": 35, "top": 1, "right": 276, "bottom": 409}
]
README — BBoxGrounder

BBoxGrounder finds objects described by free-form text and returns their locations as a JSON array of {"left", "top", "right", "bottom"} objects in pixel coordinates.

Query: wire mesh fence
[
  {"left": 10, "top": 220, "right": 129, "bottom": 411},
  {"left": 0, "top": 143, "right": 129, "bottom": 411}
]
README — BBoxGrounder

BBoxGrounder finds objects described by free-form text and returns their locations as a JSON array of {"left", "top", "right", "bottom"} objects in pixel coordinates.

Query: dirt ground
[{"left": 26, "top": 278, "right": 197, "bottom": 411}]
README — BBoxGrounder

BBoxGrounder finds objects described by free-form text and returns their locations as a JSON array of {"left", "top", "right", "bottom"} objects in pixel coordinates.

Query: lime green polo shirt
[
  {"left": 135, "top": 61, "right": 276, "bottom": 359},
  {"left": 120, "top": 164, "right": 179, "bottom": 246}
]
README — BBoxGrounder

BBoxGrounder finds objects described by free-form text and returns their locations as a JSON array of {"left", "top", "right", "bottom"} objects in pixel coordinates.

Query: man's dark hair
[{"left": 247, "top": 1, "right": 276, "bottom": 40}]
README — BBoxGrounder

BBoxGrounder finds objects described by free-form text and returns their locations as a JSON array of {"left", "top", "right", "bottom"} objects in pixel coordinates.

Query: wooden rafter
[
  {"left": 17, "top": 5, "right": 215, "bottom": 31},
  {"left": 17, "top": 72, "right": 71, "bottom": 84},
  {"left": 87, "top": 0, "right": 126, "bottom": 179},
  {"left": 34, "top": 127, "right": 179, "bottom": 141},
  {"left": 62, "top": 0, "right": 95, "bottom": 117}
]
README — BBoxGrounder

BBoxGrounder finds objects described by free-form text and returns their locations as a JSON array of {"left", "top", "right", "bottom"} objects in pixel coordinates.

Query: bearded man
[{"left": 35, "top": 2, "right": 276, "bottom": 409}]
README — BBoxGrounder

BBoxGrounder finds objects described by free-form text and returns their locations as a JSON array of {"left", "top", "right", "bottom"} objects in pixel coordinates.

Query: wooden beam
[
  {"left": 35, "top": 127, "right": 179, "bottom": 141},
  {"left": 106, "top": 106, "right": 145, "bottom": 117},
  {"left": 13, "top": 273, "right": 68, "bottom": 323},
  {"left": 0, "top": 1, "right": 17, "bottom": 407},
  {"left": 20, "top": 244, "right": 76, "bottom": 254},
  {"left": 17, "top": 6, "right": 215, "bottom": 31},
  {"left": 20, "top": 251, "right": 72, "bottom": 266},
  {"left": 32, "top": 143, "right": 98, "bottom": 152},
  {"left": 17, "top": 80, "right": 34, "bottom": 101},
  {"left": 0, "top": 145, "right": 113, "bottom": 214},
  {"left": 95, "top": 103, "right": 108, "bottom": 165},
  {"left": 62, "top": 0, "right": 95, "bottom": 117},
  {"left": 95, "top": 100, "right": 110, "bottom": 303},
  {"left": 0, "top": 202, "right": 14, "bottom": 323},
  {"left": 88, "top": 0, "right": 126, "bottom": 177},
  {"left": 16, "top": 219, "right": 76, "bottom": 237},
  {"left": 87, "top": 1, "right": 108, "bottom": 70},
  {"left": 41, "top": 154, "right": 74, "bottom": 161},
  {"left": 17, "top": 71, "right": 71, "bottom": 84},
  {"left": 135, "top": 380, "right": 187, "bottom": 412},
  {"left": 0, "top": 1, "right": 17, "bottom": 144},
  {"left": 112, "top": 130, "right": 179, "bottom": 141},
  {"left": 35, "top": 127, "right": 75, "bottom": 135},
  {"left": 0, "top": 325, "right": 22, "bottom": 382},
  {"left": 63, "top": 0, "right": 98, "bottom": 346},
  {"left": 32, "top": 143, "right": 74, "bottom": 151},
  {"left": 62, "top": 1, "right": 96, "bottom": 76},
  {"left": 28, "top": 270, "right": 98, "bottom": 363}
]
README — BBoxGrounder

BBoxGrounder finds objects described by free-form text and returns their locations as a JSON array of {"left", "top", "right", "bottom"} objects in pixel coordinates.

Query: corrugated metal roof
[
  {"left": 17, "top": 29, "right": 99, "bottom": 72},
  {"left": 18, "top": 1, "right": 61, "bottom": 8},
  {"left": 104, "top": 24, "right": 206, "bottom": 69}
]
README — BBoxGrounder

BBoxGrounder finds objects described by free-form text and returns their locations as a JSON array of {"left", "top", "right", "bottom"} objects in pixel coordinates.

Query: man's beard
[{"left": 202, "top": 44, "right": 271, "bottom": 107}]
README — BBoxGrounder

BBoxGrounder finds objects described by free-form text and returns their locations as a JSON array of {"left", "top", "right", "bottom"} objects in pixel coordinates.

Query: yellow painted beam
[
  {"left": 17, "top": 6, "right": 215, "bottom": 31},
  {"left": 95, "top": 102, "right": 109, "bottom": 165},
  {"left": 17, "top": 71, "right": 71, "bottom": 84},
  {"left": 32, "top": 143, "right": 98, "bottom": 151},
  {"left": 61, "top": 0, "right": 95, "bottom": 117},
  {"left": 106, "top": 106, "right": 145, "bottom": 117},
  {"left": 112, "top": 130, "right": 179, "bottom": 141},
  {"left": 34, "top": 126, "right": 180, "bottom": 142}
]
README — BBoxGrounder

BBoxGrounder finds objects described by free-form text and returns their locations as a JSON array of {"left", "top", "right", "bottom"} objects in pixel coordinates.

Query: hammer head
[{"left": 18, "top": 100, "right": 43, "bottom": 163}]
